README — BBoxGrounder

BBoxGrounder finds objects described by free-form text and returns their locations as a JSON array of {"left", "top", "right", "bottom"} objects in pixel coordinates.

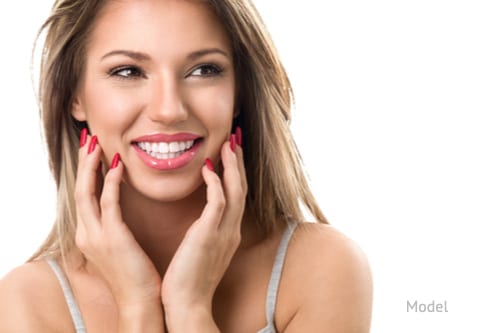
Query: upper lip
[{"left": 132, "top": 133, "right": 202, "bottom": 143}]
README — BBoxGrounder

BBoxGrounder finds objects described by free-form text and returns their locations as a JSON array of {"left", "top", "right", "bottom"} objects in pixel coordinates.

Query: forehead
[{"left": 87, "top": 0, "right": 230, "bottom": 59}]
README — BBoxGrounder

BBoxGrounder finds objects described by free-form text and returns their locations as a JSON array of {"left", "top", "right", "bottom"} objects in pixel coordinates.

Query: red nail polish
[
  {"left": 79, "top": 128, "right": 88, "bottom": 147},
  {"left": 205, "top": 158, "right": 214, "bottom": 171},
  {"left": 88, "top": 135, "right": 98, "bottom": 154},
  {"left": 230, "top": 134, "right": 236, "bottom": 152},
  {"left": 236, "top": 126, "right": 242, "bottom": 146},
  {"left": 110, "top": 153, "right": 121, "bottom": 169}
]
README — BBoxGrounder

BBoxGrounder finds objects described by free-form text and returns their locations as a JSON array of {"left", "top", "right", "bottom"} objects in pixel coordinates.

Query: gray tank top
[{"left": 48, "top": 222, "right": 297, "bottom": 333}]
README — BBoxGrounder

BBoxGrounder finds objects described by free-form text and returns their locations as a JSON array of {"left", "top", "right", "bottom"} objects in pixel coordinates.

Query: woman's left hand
[{"left": 161, "top": 136, "right": 247, "bottom": 330}]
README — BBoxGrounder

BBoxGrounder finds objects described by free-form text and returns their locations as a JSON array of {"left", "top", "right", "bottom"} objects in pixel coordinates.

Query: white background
[{"left": 1, "top": 1, "right": 499, "bottom": 332}]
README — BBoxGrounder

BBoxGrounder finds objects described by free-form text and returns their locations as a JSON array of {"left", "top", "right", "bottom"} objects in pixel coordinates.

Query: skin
[{"left": 0, "top": 0, "right": 373, "bottom": 332}]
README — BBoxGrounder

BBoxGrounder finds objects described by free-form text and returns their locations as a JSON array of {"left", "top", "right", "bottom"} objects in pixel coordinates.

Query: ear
[{"left": 71, "top": 96, "right": 87, "bottom": 121}]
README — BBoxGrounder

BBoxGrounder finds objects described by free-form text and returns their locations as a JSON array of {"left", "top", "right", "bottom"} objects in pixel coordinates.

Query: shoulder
[
  {"left": 0, "top": 260, "right": 71, "bottom": 333},
  {"left": 291, "top": 222, "right": 371, "bottom": 274},
  {"left": 278, "top": 222, "right": 373, "bottom": 332}
]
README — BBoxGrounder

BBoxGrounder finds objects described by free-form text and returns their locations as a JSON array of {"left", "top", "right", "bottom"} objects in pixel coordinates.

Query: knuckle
[
  {"left": 216, "top": 197, "right": 226, "bottom": 211},
  {"left": 228, "top": 232, "right": 241, "bottom": 248},
  {"left": 212, "top": 175, "right": 223, "bottom": 188},
  {"left": 103, "top": 173, "right": 116, "bottom": 189},
  {"left": 234, "top": 187, "right": 246, "bottom": 202},
  {"left": 213, "top": 192, "right": 226, "bottom": 210},
  {"left": 100, "top": 193, "right": 113, "bottom": 210},
  {"left": 100, "top": 181, "right": 115, "bottom": 210}
]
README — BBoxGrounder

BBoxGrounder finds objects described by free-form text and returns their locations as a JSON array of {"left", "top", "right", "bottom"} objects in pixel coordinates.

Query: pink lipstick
[{"left": 132, "top": 133, "right": 203, "bottom": 170}]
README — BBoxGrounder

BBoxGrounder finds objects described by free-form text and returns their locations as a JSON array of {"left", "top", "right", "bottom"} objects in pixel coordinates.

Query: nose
[{"left": 146, "top": 75, "right": 188, "bottom": 125}]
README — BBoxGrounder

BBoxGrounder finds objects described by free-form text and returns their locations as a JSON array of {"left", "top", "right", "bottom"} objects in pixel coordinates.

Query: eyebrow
[{"left": 100, "top": 48, "right": 230, "bottom": 62}]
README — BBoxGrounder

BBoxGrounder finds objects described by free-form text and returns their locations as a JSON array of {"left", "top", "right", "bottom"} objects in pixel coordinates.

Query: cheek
[
  {"left": 83, "top": 83, "right": 144, "bottom": 134},
  {"left": 82, "top": 78, "right": 235, "bottom": 140},
  {"left": 81, "top": 82, "right": 147, "bottom": 162},
  {"left": 185, "top": 82, "right": 235, "bottom": 131}
]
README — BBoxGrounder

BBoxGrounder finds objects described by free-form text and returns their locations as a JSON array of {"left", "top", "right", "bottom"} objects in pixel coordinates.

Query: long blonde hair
[{"left": 31, "top": 0, "right": 327, "bottom": 261}]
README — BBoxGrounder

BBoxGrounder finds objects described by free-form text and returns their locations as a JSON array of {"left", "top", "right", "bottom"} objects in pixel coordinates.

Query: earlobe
[{"left": 71, "top": 97, "right": 87, "bottom": 121}]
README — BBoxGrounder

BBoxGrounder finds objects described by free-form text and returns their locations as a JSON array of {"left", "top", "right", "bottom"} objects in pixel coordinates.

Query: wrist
[
  {"left": 165, "top": 303, "right": 219, "bottom": 333},
  {"left": 118, "top": 300, "right": 165, "bottom": 333}
]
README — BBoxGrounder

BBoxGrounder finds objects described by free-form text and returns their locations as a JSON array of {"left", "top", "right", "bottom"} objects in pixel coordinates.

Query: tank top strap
[
  {"left": 47, "top": 259, "right": 87, "bottom": 333},
  {"left": 258, "top": 221, "right": 298, "bottom": 333}
]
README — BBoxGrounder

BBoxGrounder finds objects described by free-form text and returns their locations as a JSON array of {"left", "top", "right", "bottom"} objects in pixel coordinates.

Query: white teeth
[
  {"left": 136, "top": 140, "right": 196, "bottom": 159},
  {"left": 159, "top": 142, "right": 168, "bottom": 153},
  {"left": 169, "top": 142, "right": 180, "bottom": 153}
]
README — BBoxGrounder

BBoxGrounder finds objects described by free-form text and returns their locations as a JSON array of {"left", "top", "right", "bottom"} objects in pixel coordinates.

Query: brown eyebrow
[
  {"left": 186, "top": 48, "right": 230, "bottom": 60},
  {"left": 101, "top": 50, "right": 150, "bottom": 61},
  {"left": 100, "top": 48, "right": 230, "bottom": 62}
]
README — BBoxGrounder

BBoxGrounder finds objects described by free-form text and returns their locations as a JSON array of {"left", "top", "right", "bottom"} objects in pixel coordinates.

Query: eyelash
[
  {"left": 108, "top": 66, "right": 144, "bottom": 80},
  {"left": 107, "top": 64, "right": 224, "bottom": 80},
  {"left": 190, "top": 64, "right": 224, "bottom": 77}
]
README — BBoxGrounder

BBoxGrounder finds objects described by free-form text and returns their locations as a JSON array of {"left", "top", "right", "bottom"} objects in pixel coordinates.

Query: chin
[{"left": 123, "top": 173, "right": 205, "bottom": 204}]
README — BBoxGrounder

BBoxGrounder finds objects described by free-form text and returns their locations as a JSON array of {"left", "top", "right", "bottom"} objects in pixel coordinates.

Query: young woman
[{"left": 0, "top": 0, "right": 372, "bottom": 332}]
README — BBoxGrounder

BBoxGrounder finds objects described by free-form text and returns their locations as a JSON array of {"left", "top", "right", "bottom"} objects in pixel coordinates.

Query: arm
[
  {"left": 76, "top": 134, "right": 165, "bottom": 333},
  {"left": 165, "top": 305, "right": 220, "bottom": 333},
  {"left": 0, "top": 268, "right": 47, "bottom": 332},
  {"left": 0, "top": 263, "right": 68, "bottom": 333},
  {"left": 162, "top": 134, "right": 246, "bottom": 332},
  {"left": 117, "top": 301, "right": 166, "bottom": 333},
  {"left": 283, "top": 225, "right": 373, "bottom": 333}
]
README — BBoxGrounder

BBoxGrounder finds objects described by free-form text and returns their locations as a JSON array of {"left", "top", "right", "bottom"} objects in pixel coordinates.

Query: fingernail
[
  {"left": 205, "top": 158, "right": 214, "bottom": 171},
  {"left": 230, "top": 134, "right": 236, "bottom": 152},
  {"left": 236, "top": 126, "right": 242, "bottom": 146},
  {"left": 110, "top": 153, "right": 121, "bottom": 169},
  {"left": 88, "top": 135, "right": 98, "bottom": 154},
  {"left": 79, "top": 128, "right": 88, "bottom": 147}
]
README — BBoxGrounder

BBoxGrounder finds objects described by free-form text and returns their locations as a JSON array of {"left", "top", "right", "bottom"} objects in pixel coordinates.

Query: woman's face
[{"left": 72, "top": 0, "right": 236, "bottom": 202}]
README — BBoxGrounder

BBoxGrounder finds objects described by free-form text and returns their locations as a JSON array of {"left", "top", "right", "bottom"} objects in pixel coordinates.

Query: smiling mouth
[{"left": 134, "top": 139, "right": 202, "bottom": 160}]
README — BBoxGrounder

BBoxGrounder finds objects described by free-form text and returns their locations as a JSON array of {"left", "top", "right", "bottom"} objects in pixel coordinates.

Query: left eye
[
  {"left": 109, "top": 66, "right": 145, "bottom": 79},
  {"left": 190, "top": 64, "right": 223, "bottom": 77}
]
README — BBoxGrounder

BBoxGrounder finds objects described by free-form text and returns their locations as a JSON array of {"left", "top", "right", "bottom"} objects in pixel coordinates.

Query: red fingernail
[
  {"left": 236, "top": 126, "right": 242, "bottom": 146},
  {"left": 230, "top": 134, "right": 236, "bottom": 152},
  {"left": 79, "top": 128, "right": 88, "bottom": 147},
  {"left": 110, "top": 153, "right": 121, "bottom": 169},
  {"left": 88, "top": 135, "right": 98, "bottom": 154},
  {"left": 205, "top": 158, "right": 214, "bottom": 171}
]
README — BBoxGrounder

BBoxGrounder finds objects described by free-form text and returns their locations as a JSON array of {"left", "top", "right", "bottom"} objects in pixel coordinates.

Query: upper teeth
[{"left": 137, "top": 140, "right": 194, "bottom": 153}]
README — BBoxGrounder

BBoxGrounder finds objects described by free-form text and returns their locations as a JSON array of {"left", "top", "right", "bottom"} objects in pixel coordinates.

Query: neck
[
  {"left": 116, "top": 182, "right": 265, "bottom": 276},
  {"left": 119, "top": 182, "right": 207, "bottom": 275}
]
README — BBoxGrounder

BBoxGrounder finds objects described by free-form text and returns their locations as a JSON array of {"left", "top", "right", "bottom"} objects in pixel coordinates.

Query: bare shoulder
[
  {"left": 291, "top": 222, "right": 371, "bottom": 274},
  {"left": 0, "top": 260, "right": 71, "bottom": 333},
  {"left": 279, "top": 222, "right": 373, "bottom": 332}
]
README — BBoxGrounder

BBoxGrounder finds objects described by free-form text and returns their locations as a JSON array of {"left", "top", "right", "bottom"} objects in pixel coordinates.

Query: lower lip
[{"left": 132, "top": 140, "right": 202, "bottom": 170}]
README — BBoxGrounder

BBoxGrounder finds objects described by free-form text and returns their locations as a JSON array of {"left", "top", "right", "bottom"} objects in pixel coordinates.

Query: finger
[
  {"left": 219, "top": 141, "right": 246, "bottom": 231},
  {"left": 75, "top": 135, "right": 102, "bottom": 232},
  {"left": 198, "top": 160, "right": 226, "bottom": 229},
  {"left": 235, "top": 126, "right": 247, "bottom": 193},
  {"left": 100, "top": 153, "right": 125, "bottom": 228},
  {"left": 234, "top": 141, "right": 247, "bottom": 195}
]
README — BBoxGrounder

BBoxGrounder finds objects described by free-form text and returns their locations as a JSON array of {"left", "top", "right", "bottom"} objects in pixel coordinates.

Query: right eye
[{"left": 108, "top": 66, "right": 145, "bottom": 80}]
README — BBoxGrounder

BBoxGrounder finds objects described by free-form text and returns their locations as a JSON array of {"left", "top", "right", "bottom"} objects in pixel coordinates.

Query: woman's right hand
[{"left": 75, "top": 132, "right": 164, "bottom": 331}]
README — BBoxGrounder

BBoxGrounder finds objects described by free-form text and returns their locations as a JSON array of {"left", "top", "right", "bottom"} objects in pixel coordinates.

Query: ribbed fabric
[
  {"left": 47, "top": 222, "right": 297, "bottom": 333},
  {"left": 47, "top": 259, "right": 87, "bottom": 333},
  {"left": 257, "top": 222, "right": 297, "bottom": 333}
]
